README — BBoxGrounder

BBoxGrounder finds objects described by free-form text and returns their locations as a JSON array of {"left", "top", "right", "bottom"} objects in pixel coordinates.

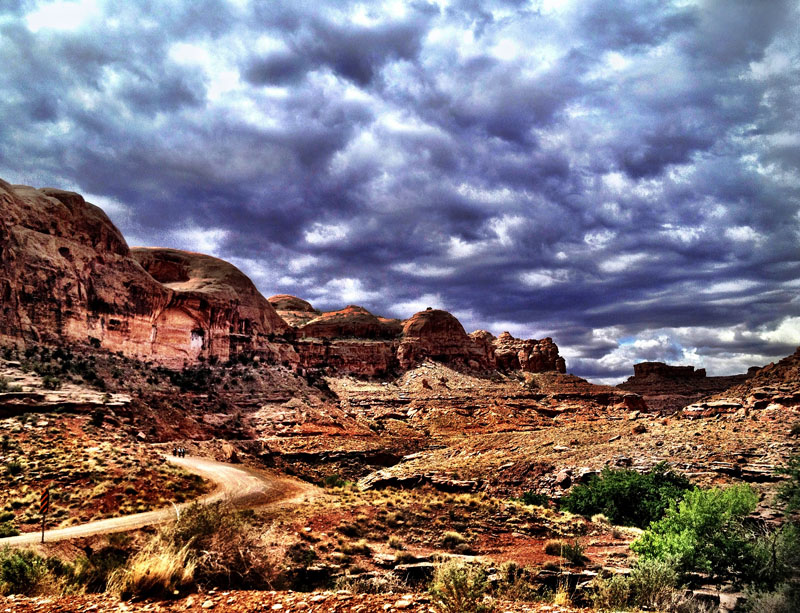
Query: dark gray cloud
[{"left": 1, "top": 0, "right": 799, "bottom": 383}]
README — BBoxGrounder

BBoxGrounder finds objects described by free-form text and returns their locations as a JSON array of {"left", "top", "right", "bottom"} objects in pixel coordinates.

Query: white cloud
[
  {"left": 304, "top": 223, "right": 349, "bottom": 246},
  {"left": 288, "top": 254, "right": 319, "bottom": 273},
  {"left": 172, "top": 225, "right": 229, "bottom": 256},
  {"left": 392, "top": 262, "right": 455, "bottom": 277},
  {"left": 25, "top": 0, "right": 100, "bottom": 32},
  {"left": 520, "top": 269, "right": 569, "bottom": 287},
  {"left": 725, "top": 225, "right": 762, "bottom": 243},
  {"left": 598, "top": 252, "right": 649, "bottom": 274},
  {"left": 308, "top": 277, "right": 380, "bottom": 306},
  {"left": 389, "top": 293, "right": 445, "bottom": 319}
]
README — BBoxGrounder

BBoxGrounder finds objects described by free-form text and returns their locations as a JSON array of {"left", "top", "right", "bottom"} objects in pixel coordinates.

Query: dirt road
[{"left": 0, "top": 455, "right": 308, "bottom": 546}]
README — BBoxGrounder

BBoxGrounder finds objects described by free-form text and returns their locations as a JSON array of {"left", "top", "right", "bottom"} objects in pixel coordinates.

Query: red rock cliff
[{"left": 0, "top": 180, "right": 295, "bottom": 368}]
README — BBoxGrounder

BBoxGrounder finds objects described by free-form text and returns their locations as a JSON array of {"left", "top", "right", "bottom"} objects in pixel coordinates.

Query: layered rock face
[
  {"left": 397, "top": 309, "right": 494, "bottom": 370},
  {"left": 0, "top": 181, "right": 294, "bottom": 368},
  {"left": 131, "top": 248, "right": 296, "bottom": 367},
  {"left": 1, "top": 178, "right": 566, "bottom": 377},
  {"left": 618, "top": 361, "right": 749, "bottom": 413},
  {"left": 493, "top": 331, "right": 566, "bottom": 373}
]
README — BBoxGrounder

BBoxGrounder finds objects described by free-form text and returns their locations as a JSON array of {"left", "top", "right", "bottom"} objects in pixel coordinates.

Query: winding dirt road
[{"left": 0, "top": 455, "right": 308, "bottom": 547}]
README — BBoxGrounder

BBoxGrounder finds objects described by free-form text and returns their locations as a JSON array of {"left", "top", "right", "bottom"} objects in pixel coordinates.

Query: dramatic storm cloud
[{"left": 1, "top": 0, "right": 799, "bottom": 382}]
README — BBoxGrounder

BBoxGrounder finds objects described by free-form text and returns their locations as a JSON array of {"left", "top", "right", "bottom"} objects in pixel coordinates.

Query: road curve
[{"left": 0, "top": 455, "right": 293, "bottom": 547}]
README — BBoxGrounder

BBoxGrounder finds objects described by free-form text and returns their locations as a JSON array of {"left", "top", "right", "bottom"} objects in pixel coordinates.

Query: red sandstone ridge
[
  {"left": 492, "top": 331, "right": 566, "bottom": 373},
  {"left": 0, "top": 180, "right": 295, "bottom": 368},
  {"left": 295, "top": 305, "right": 402, "bottom": 340},
  {"left": 1, "top": 178, "right": 567, "bottom": 378}
]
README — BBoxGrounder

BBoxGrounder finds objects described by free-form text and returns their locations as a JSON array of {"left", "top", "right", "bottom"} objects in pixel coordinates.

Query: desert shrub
[
  {"left": 442, "top": 531, "right": 467, "bottom": 549},
  {"left": 777, "top": 455, "right": 800, "bottom": 512},
  {"left": 0, "top": 522, "right": 19, "bottom": 538},
  {"left": 629, "top": 557, "right": 679, "bottom": 608},
  {"left": 0, "top": 377, "right": 7, "bottom": 392},
  {"left": 591, "top": 573, "right": 631, "bottom": 610},
  {"left": 561, "top": 539, "right": 586, "bottom": 565},
  {"left": 517, "top": 491, "right": 549, "bottom": 507},
  {"left": 494, "top": 561, "right": 537, "bottom": 601},
  {"left": 72, "top": 545, "right": 129, "bottom": 592},
  {"left": 632, "top": 484, "right": 759, "bottom": 583},
  {"left": 429, "top": 559, "right": 495, "bottom": 613},
  {"left": 6, "top": 461, "right": 23, "bottom": 476},
  {"left": 41, "top": 375, "right": 62, "bottom": 390},
  {"left": 322, "top": 474, "right": 349, "bottom": 488},
  {"left": 107, "top": 538, "right": 195, "bottom": 599},
  {"left": 746, "top": 584, "right": 800, "bottom": 613},
  {"left": 0, "top": 548, "right": 48, "bottom": 595},
  {"left": 544, "top": 539, "right": 563, "bottom": 556},
  {"left": 388, "top": 535, "right": 405, "bottom": 550},
  {"left": 112, "top": 501, "right": 275, "bottom": 597},
  {"left": 165, "top": 501, "right": 273, "bottom": 588},
  {"left": 339, "top": 539, "right": 371, "bottom": 556},
  {"left": 560, "top": 462, "right": 694, "bottom": 528}
]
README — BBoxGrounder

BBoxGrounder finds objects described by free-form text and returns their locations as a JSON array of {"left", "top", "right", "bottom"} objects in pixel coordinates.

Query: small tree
[
  {"left": 560, "top": 462, "right": 694, "bottom": 528},
  {"left": 632, "top": 484, "right": 759, "bottom": 583}
]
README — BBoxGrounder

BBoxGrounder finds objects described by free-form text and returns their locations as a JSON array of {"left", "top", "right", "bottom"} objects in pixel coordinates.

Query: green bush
[
  {"left": 41, "top": 375, "right": 62, "bottom": 390},
  {"left": 777, "top": 456, "right": 800, "bottom": 512},
  {"left": 0, "top": 522, "right": 19, "bottom": 538},
  {"left": 429, "top": 559, "right": 495, "bottom": 613},
  {"left": 632, "top": 484, "right": 759, "bottom": 583},
  {"left": 0, "top": 548, "right": 48, "bottom": 595},
  {"left": 560, "top": 462, "right": 694, "bottom": 528},
  {"left": 628, "top": 558, "right": 679, "bottom": 609},
  {"left": 561, "top": 539, "right": 586, "bottom": 565},
  {"left": 591, "top": 573, "right": 631, "bottom": 610},
  {"left": 517, "top": 491, "right": 549, "bottom": 507},
  {"left": 6, "top": 461, "right": 23, "bottom": 477}
]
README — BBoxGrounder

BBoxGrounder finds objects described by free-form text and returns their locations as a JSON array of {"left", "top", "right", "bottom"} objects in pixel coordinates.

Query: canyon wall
[{"left": 1, "top": 179, "right": 565, "bottom": 377}]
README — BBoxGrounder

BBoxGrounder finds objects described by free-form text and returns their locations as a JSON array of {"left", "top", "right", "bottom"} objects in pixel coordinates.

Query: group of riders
[{"left": 172, "top": 446, "right": 187, "bottom": 457}]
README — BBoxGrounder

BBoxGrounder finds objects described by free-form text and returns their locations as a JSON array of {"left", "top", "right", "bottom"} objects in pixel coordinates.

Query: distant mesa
[
  {"left": 618, "top": 360, "right": 751, "bottom": 414},
  {"left": 631, "top": 362, "right": 706, "bottom": 379},
  {"left": 0, "top": 177, "right": 566, "bottom": 378}
]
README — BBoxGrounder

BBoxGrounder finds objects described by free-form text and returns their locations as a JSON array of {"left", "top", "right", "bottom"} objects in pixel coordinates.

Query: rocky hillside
[
  {"left": 692, "top": 347, "right": 800, "bottom": 416},
  {"left": 617, "top": 361, "right": 751, "bottom": 413}
]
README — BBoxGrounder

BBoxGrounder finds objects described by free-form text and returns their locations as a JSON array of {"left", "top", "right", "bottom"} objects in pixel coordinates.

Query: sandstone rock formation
[
  {"left": 618, "top": 361, "right": 750, "bottom": 413},
  {"left": 131, "top": 248, "right": 296, "bottom": 367},
  {"left": 1, "top": 178, "right": 567, "bottom": 377},
  {"left": 397, "top": 308, "right": 493, "bottom": 370},
  {"left": 493, "top": 331, "right": 566, "bottom": 373},
  {"left": 268, "top": 294, "right": 318, "bottom": 327},
  {"left": 295, "top": 305, "right": 400, "bottom": 340},
  {"left": 0, "top": 180, "right": 295, "bottom": 368}
]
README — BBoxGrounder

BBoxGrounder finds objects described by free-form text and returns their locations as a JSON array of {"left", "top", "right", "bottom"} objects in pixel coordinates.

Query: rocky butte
[{"left": 0, "top": 179, "right": 566, "bottom": 378}]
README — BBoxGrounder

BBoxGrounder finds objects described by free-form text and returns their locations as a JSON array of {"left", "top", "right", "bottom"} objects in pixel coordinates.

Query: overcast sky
[{"left": 2, "top": 0, "right": 799, "bottom": 383}]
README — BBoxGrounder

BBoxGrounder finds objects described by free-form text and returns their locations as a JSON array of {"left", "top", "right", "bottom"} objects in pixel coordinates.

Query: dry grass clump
[
  {"left": 110, "top": 501, "right": 278, "bottom": 599},
  {"left": 108, "top": 539, "right": 195, "bottom": 599}
]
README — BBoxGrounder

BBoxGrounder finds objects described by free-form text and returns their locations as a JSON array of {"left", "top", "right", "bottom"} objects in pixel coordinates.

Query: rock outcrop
[
  {"left": 618, "top": 361, "right": 750, "bottom": 413},
  {"left": 268, "top": 294, "right": 318, "bottom": 327},
  {"left": 131, "top": 248, "right": 296, "bottom": 367},
  {"left": 296, "top": 305, "right": 401, "bottom": 340},
  {"left": 1, "top": 178, "right": 566, "bottom": 377},
  {"left": 397, "top": 309, "right": 493, "bottom": 370},
  {"left": 493, "top": 331, "right": 566, "bottom": 373},
  {"left": 0, "top": 181, "right": 295, "bottom": 368}
]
